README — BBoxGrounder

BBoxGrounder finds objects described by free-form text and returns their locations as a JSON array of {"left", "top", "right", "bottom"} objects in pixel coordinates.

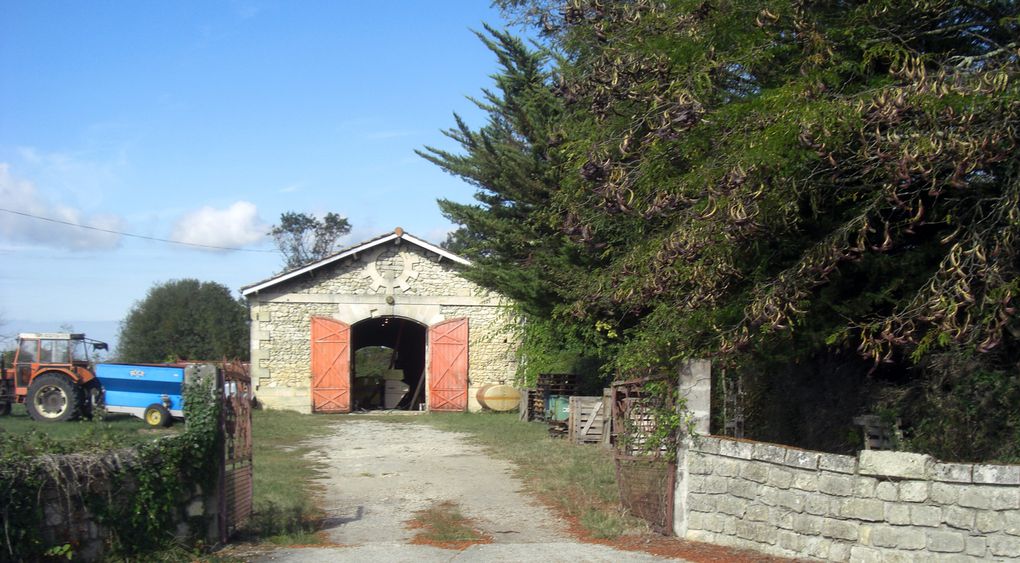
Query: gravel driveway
[{"left": 250, "top": 418, "right": 682, "bottom": 562}]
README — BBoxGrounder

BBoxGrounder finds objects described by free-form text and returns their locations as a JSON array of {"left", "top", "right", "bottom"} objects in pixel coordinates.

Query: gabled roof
[{"left": 241, "top": 227, "right": 471, "bottom": 296}]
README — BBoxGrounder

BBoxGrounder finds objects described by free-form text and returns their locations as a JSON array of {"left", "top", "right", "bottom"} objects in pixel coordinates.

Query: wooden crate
[{"left": 568, "top": 391, "right": 611, "bottom": 446}]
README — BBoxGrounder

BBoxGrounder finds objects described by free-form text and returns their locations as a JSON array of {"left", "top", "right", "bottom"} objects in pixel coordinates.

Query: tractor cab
[
  {"left": 12, "top": 333, "right": 107, "bottom": 391},
  {"left": 1, "top": 333, "right": 109, "bottom": 420}
]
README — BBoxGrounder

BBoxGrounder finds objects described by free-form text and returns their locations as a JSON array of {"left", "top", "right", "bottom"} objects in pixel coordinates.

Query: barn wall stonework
[{"left": 247, "top": 242, "right": 518, "bottom": 413}]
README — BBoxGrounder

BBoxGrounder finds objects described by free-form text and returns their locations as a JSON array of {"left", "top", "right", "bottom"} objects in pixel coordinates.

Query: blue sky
[{"left": 0, "top": 1, "right": 513, "bottom": 346}]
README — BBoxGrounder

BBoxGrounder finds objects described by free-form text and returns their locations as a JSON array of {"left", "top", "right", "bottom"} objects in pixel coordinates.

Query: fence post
[
  {"left": 675, "top": 359, "right": 710, "bottom": 537},
  {"left": 678, "top": 359, "right": 711, "bottom": 435},
  {"left": 673, "top": 438, "right": 690, "bottom": 537}
]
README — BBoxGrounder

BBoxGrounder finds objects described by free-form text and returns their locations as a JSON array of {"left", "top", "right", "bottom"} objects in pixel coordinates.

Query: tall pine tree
[{"left": 419, "top": 25, "right": 579, "bottom": 317}]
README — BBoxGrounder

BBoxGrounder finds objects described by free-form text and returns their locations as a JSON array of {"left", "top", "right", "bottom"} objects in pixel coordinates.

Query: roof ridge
[{"left": 241, "top": 228, "right": 471, "bottom": 295}]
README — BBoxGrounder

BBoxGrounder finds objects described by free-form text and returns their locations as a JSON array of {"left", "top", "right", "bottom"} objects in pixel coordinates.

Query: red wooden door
[
  {"left": 311, "top": 317, "right": 351, "bottom": 413},
  {"left": 428, "top": 318, "right": 469, "bottom": 412}
]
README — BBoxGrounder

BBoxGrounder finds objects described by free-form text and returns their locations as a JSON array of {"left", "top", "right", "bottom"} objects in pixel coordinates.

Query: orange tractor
[{"left": 0, "top": 332, "right": 108, "bottom": 421}]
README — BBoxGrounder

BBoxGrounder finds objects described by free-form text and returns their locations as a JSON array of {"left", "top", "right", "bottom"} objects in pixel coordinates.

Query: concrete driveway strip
[
  {"left": 251, "top": 418, "right": 685, "bottom": 562},
  {"left": 257, "top": 542, "right": 676, "bottom": 562}
]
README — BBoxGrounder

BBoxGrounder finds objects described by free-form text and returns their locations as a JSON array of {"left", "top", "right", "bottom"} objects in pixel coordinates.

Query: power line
[{"left": 0, "top": 207, "right": 279, "bottom": 253}]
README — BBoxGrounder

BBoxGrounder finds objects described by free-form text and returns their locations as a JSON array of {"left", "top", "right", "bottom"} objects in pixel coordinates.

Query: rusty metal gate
[
  {"left": 611, "top": 375, "right": 677, "bottom": 535},
  {"left": 219, "top": 361, "right": 253, "bottom": 541}
]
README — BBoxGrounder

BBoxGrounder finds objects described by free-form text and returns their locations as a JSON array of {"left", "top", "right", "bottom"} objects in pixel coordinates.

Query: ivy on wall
[{"left": 0, "top": 375, "right": 222, "bottom": 560}]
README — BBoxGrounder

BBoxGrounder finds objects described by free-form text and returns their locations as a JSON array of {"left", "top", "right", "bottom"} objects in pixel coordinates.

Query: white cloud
[
  {"left": 0, "top": 164, "right": 122, "bottom": 250},
  {"left": 171, "top": 201, "right": 268, "bottom": 250},
  {"left": 15, "top": 145, "right": 126, "bottom": 207},
  {"left": 424, "top": 225, "right": 455, "bottom": 245},
  {"left": 231, "top": 0, "right": 264, "bottom": 19}
]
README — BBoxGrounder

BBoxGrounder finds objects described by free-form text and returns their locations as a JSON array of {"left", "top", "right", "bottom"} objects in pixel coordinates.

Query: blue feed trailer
[
  {"left": 94, "top": 363, "right": 187, "bottom": 427},
  {"left": 0, "top": 333, "right": 219, "bottom": 425}
]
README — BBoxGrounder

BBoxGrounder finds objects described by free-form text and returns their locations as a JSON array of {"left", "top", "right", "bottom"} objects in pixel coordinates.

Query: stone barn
[{"left": 241, "top": 228, "right": 518, "bottom": 413}]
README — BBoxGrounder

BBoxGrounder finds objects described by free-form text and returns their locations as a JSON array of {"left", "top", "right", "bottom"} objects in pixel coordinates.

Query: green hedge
[{"left": 0, "top": 375, "right": 222, "bottom": 560}]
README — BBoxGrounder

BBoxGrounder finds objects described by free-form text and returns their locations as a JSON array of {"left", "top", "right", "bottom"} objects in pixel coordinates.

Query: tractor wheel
[
  {"left": 144, "top": 404, "right": 173, "bottom": 427},
  {"left": 0, "top": 402, "right": 10, "bottom": 416},
  {"left": 26, "top": 373, "right": 83, "bottom": 422}
]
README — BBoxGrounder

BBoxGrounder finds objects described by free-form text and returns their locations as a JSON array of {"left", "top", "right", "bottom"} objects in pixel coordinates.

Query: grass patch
[
  {"left": 416, "top": 412, "right": 646, "bottom": 539},
  {"left": 407, "top": 500, "right": 491, "bottom": 549},
  {"left": 245, "top": 408, "right": 344, "bottom": 545},
  {"left": 0, "top": 403, "right": 179, "bottom": 453}
]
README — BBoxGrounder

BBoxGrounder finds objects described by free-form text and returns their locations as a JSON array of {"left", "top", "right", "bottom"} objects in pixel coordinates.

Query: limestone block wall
[
  {"left": 440, "top": 303, "right": 518, "bottom": 411},
  {"left": 250, "top": 301, "right": 338, "bottom": 412},
  {"left": 675, "top": 437, "right": 1020, "bottom": 561}
]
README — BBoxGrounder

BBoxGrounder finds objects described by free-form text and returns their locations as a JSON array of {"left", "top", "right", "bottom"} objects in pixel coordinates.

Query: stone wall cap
[
  {"left": 933, "top": 462, "right": 973, "bottom": 483},
  {"left": 858, "top": 450, "right": 933, "bottom": 479},
  {"left": 973, "top": 464, "right": 1020, "bottom": 485}
]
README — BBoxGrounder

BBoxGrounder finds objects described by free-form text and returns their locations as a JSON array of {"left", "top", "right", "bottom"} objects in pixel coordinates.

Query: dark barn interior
[{"left": 350, "top": 317, "right": 426, "bottom": 410}]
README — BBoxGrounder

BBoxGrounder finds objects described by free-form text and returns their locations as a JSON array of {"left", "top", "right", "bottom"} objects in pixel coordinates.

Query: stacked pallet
[
  {"left": 536, "top": 372, "right": 579, "bottom": 394},
  {"left": 518, "top": 389, "right": 543, "bottom": 421},
  {"left": 520, "top": 373, "right": 579, "bottom": 422}
]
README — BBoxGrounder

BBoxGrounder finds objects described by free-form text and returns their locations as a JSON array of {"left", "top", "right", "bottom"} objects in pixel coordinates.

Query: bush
[{"left": 0, "top": 376, "right": 222, "bottom": 560}]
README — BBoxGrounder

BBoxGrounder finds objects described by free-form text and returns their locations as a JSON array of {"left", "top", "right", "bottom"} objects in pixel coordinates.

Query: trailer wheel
[
  {"left": 26, "top": 373, "right": 83, "bottom": 422},
  {"left": 0, "top": 402, "right": 10, "bottom": 416},
  {"left": 81, "top": 381, "right": 102, "bottom": 420},
  {"left": 144, "top": 404, "right": 172, "bottom": 427}
]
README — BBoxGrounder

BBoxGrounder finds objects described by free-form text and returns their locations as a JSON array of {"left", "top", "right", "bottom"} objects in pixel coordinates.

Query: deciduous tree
[
  {"left": 270, "top": 211, "right": 351, "bottom": 270},
  {"left": 117, "top": 279, "right": 249, "bottom": 362}
]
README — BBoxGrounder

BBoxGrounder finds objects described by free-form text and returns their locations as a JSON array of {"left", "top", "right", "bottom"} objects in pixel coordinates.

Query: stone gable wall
[
  {"left": 676, "top": 437, "right": 1020, "bottom": 561},
  {"left": 287, "top": 245, "right": 488, "bottom": 297},
  {"left": 247, "top": 242, "right": 517, "bottom": 413}
]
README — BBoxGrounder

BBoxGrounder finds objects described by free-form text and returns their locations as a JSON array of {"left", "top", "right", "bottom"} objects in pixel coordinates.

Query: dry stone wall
[
  {"left": 676, "top": 437, "right": 1020, "bottom": 561},
  {"left": 34, "top": 449, "right": 219, "bottom": 562},
  {"left": 283, "top": 245, "right": 481, "bottom": 297}
]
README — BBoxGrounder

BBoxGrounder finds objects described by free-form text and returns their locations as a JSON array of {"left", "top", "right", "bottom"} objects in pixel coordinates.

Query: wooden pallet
[
  {"left": 518, "top": 389, "right": 546, "bottom": 422},
  {"left": 568, "top": 391, "right": 611, "bottom": 447},
  {"left": 536, "top": 373, "right": 579, "bottom": 396}
]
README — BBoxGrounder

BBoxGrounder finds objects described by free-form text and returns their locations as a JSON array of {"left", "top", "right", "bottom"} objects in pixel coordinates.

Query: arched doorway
[
  {"left": 310, "top": 315, "right": 469, "bottom": 413},
  {"left": 350, "top": 317, "right": 427, "bottom": 411}
]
